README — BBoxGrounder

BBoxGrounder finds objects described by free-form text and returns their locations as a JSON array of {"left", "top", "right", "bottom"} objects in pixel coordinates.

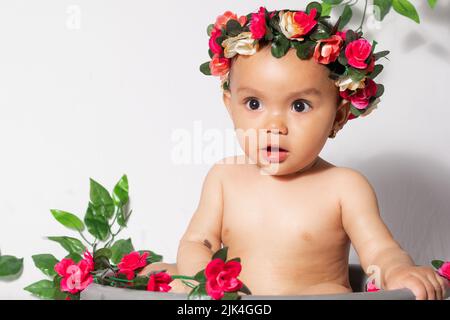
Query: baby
[{"left": 141, "top": 5, "right": 449, "bottom": 299}]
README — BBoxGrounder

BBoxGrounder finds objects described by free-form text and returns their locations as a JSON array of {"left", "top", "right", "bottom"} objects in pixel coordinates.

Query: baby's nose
[{"left": 266, "top": 120, "right": 288, "bottom": 135}]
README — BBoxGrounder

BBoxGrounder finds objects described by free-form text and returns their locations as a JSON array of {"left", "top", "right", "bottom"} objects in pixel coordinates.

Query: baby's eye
[
  {"left": 291, "top": 99, "right": 312, "bottom": 113},
  {"left": 245, "top": 98, "right": 263, "bottom": 111}
]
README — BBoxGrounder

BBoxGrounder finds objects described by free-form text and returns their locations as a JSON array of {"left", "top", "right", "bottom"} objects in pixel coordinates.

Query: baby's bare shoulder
[{"left": 325, "top": 165, "right": 376, "bottom": 200}]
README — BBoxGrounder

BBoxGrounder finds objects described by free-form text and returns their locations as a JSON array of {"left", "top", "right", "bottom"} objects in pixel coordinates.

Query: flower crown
[{"left": 199, "top": 1, "right": 389, "bottom": 120}]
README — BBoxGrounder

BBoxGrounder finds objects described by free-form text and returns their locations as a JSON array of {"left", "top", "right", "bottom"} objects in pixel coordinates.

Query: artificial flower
[
  {"left": 54, "top": 254, "right": 94, "bottom": 294},
  {"left": 210, "top": 54, "right": 230, "bottom": 76},
  {"left": 205, "top": 258, "right": 243, "bottom": 300},
  {"left": 117, "top": 251, "right": 149, "bottom": 280},
  {"left": 340, "top": 78, "right": 378, "bottom": 109},
  {"left": 279, "top": 9, "right": 317, "bottom": 41},
  {"left": 209, "top": 27, "right": 223, "bottom": 55},
  {"left": 146, "top": 272, "right": 173, "bottom": 292},
  {"left": 335, "top": 75, "right": 366, "bottom": 92},
  {"left": 438, "top": 261, "right": 450, "bottom": 280},
  {"left": 222, "top": 32, "right": 259, "bottom": 58},
  {"left": 360, "top": 98, "right": 380, "bottom": 118},
  {"left": 336, "top": 30, "right": 347, "bottom": 41},
  {"left": 250, "top": 7, "right": 267, "bottom": 40},
  {"left": 345, "top": 38, "right": 372, "bottom": 69},
  {"left": 366, "top": 279, "right": 381, "bottom": 292},
  {"left": 214, "top": 11, "right": 247, "bottom": 30},
  {"left": 313, "top": 35, "right": 343, "bottom": 64}
]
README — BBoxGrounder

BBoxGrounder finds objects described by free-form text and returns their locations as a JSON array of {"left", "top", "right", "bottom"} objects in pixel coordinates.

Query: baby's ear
[
  {"left": 222, "top": 90, "right": 232, "bottom": 115},
  {"left": 335, "top": 98, "right": 351, "bottom": 127}
]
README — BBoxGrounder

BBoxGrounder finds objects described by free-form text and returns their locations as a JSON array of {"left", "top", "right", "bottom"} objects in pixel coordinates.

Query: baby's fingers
[
  {"left": 401, "top": 275, "right": 428, "bottom": 300},
  {"left": 426, "top": 273, "right": 443, "bottom": 300},
  {"left": 411, "top": 273, "right": 435, "bottom": 300}
]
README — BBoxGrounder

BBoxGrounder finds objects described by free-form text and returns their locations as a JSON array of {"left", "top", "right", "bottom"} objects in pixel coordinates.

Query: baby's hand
[{"left": 385, "top": 265, "right": 449, "bottom": 300}]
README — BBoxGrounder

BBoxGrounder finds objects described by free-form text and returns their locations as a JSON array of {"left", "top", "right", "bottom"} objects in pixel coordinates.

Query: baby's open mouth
[{"left": 260, "top": 145, "right": 289, "bottom": 163}]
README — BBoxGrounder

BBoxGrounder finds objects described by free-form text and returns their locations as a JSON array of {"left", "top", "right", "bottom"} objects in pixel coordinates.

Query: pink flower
[
  {"left": 146, "top": 272, "right": 173, "bottom": 292},
  {"left": 345, "top": 38, "right": 372, "bottom": 69},
  {"left": 117, "top": 251, "right": 149, "bottom": 280},
  {"left": 205, "top": 258, "right": 243, "bottom": 300},
  {"left": 438, "top": 261, "right": 450, "bottom": 280},
  {"left": 54, "top": 252, "right": 94, "bottom": 294},
  {"left": 366, "top": 280, "right": 380, "bottom": 292},
  {"left": 214, "top": 11, "right": 247, "bottom": 31},
  {"left": 340, "top": 78, "right": 378, "bottom": 109},
  {"left": 250, "top": 7, "right": 267, "bottom": 40},
  {"left": 210, "top": 54, "right": 230, "bottom": 77},
  {"left": 209, "top": 27, "right": 223, "bottom": 55},
  {"left": 313, "top": 35, "right": 343, "bottom": 64}
]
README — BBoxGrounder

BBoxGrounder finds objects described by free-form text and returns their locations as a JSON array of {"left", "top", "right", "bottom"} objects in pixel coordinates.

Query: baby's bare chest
[{"left": 221, "top": 171, "right": 349, "bottom": 251}]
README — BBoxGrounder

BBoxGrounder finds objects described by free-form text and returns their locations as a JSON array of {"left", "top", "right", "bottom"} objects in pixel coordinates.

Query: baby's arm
[
  {"left": 339, "top": 168, "right": 449, "bottom": 300},
  {"left": 176, "top": 163, "right": 224, "bottom": 277}
]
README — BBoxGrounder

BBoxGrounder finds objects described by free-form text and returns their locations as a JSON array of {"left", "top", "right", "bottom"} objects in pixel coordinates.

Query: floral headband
[{"left": 199, "top": 1, "right": 389, "bottom": 120}]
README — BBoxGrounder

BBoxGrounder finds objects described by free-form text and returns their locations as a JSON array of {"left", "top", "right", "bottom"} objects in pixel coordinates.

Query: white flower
[
  {"left": 221, "top": 32, "right": 259, "bottom": 58},
  {"left": 335, "top": 75, "right": 366, "bottom": 92}
]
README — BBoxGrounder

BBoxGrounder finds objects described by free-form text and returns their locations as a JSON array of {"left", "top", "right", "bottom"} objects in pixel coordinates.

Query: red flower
[
  {"left": 117, "top": 251, "right": 149, "bottom": 280},
  {"left": 313, "top": 35, "right": 343, "bottom": 64},
  {"left": 146, "top": 272, "right": 173, "bottom": 292},
  {"left": 336, "top": 30, "right": 347, "bottom": 41},
  {"left": 345, "top": 38, "right": 372, "bottom": 69},
  {"left": 205, "top": 258, "right": 243, "bottom": 300},
  {"left": 210, "top": 54, "right": 230, "bottom": 77},
  {"left": 438, "top": 261, "right": 450, "bottom": 280},
  {"left": 54, "top": 251, "right": 94, "bottom": 294},
  {"left": 250, "top": 7, "right": 267, "bottom": 40},
  {"left": 209, "top": 27, "right": 223, "bottom": 55},
  {"left": 366, "top": 279, "right": 380, "bottom": 292},
  {"left": 340, "top": 78, "right": 378, "bottom": 109}
]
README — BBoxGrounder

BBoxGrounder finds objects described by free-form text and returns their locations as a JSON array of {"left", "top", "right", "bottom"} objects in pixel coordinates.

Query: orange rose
[
  {"left": 210, "top": 54, "right": 230, "bottom": 76},
  {"left": 214, "top": 11, "right": 247, "bottom": 30},
  {"left": 313, "top": 35, "right": 343, "bottom": 64}
]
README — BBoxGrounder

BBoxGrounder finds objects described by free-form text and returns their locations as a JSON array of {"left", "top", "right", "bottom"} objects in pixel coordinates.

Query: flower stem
[
  {"left": 358, "top": 0, "right": 368, "bottom": 32},
  {"left": 171, "top": 275, "right": 196, "bottom": 281},
  {"left": 78, "top": 230, "right": 94, "bottom": 248},
  {"left": 181, "top": 280, "right": 196, "bottom": 289}
]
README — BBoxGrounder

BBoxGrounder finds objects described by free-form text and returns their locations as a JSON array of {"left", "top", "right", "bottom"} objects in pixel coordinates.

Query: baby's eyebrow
[{"left": 237, "top": 86, "right": 322, "bottom": 98}]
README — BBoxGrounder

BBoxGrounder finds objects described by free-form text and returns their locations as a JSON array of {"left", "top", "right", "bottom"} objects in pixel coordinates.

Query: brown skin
[{"left": 140, "top": 46, "right": 449, "bottom": 299}]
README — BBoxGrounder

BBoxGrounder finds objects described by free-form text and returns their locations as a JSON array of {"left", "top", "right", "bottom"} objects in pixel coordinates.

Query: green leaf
[
  {"left": 194, "top": 269, "right": 206, "bottom": 283},
  {"left": 188, "top": 283, "right": 211, "bottom": 300},
  {"left": 110, "top": 239, "right": 134, "bottom": 264},
  {"left": 225, "top": 19, "right": 242, "bottom": 37},
  {"left": 293, "top": 41, "right": 316, "bottom": 60},
  {"left": 310, "top": 23, "right": 331, "bottom": 40},
  {"left": 47, "top": 236, "right": 86, "bottom": 255},
  {"left": 373, "top": 50, "right": 390, "bottom": 60},
  {"left": 112, "top": 175, "right": 129, "bottom": 207},
  {"left": 322, "top": 0, "right": 344, "bottom": 4},
  {"left": 0, "top": 255, "right": 23, "bottom": 276},
  {"left": 338, "top": 5, "right": 353, "bottom": 31},
  {"left": 212, "top": 247, "right": 228, "bottom": 261},
  {"left": 271, "top": 34, "right": 290, "bottom": 58},
  {"left": 200, "top": 61, "right": 212, "bottom": 76},
  {"left": 90, "top": 178, "right": 114, "bottom": 219},
  {"left": 368, "top": 64, "right": 384, "bottom": 79},
  {"left": 392, "top": 0, "right": 420, "bottom": 23},
  {"left": 94, "top": 247, "right": 112, "bottom": 259},
  {"left": 32, "top": 254, "right": 59, "bottom": 277},
  {"left": 375, "top": 84, "right": 385, "bottom": 98},
  {"left": 350, "top": 105, "right": 365, "bottom": 117},
  {"left": 347, "top": 68, "right": 366, "bottom": 82},
  {"left": 345, "top": 30, "right": 358, "bottom": 44},
  {"left": 373, "top": 0, "right": 393, "bottom": 21},
  {"left": 65, "top": 252, "right": 83, "bottom": 263},
  {"left": 207, "top": 24, "right": 214, "bottom": 36},
  {"left": 321, "top": 3, "right": 332, "bottom": 17},
  {"left": 239, "top": 283, "right": 252, "bottom": 295},
  {"left": 84, "top": 202, "right": 110, "bottom": 241},
  {"left": 50, "top": 209, "right": 85, "bottom": 231},
  {"left": 306, "top": 2, "right": 322, "bottom": 17},
  {"left": 93, "top": 248, "right": 112, "bottom": 270},
  {"left": 24, "top": 280, "right": 56, "bottom": 299},
  {"left": 431, "top": 259, "right": 444, "bottom": 270},
  {"left": 222, "top": 292, "right": 240, "bottom": 300},
  {"left": 117, "top": 207, "right": 132, "bottom": 227},
  {"left": 138, "top": 250, "right": 163, "bottom": 264},
  {"left": 428, "top": 0, "right": 438, "bottom": 9}
]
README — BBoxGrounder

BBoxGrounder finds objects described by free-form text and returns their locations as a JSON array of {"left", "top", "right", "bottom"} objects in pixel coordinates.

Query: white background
[{"left": 0, "top": 0, "right": 449, "bottom": 299}]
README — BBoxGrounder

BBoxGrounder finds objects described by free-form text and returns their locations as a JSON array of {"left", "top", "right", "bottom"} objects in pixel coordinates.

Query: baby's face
[{"left": 223, "top": 45, "right": 350, "bottom": 176}]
